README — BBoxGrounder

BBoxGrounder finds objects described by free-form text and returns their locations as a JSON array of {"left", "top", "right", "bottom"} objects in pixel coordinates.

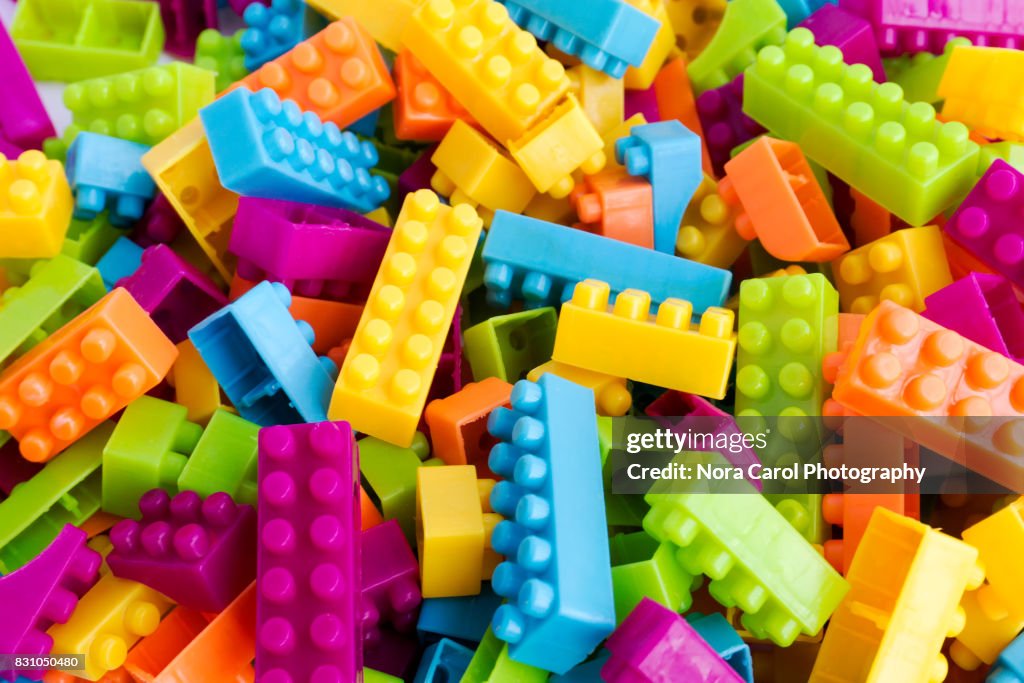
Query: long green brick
[{"left": 687, "top": 0, "right": 786, "bottom": 93}]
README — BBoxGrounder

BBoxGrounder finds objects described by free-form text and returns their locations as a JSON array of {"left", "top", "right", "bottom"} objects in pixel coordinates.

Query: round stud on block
[{"left": 311, "top": 563, "right": 344, "bottom": 601}]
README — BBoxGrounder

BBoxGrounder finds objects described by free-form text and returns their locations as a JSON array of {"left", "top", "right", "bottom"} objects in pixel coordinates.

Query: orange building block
[
  {"left": 652, "top": 57, "right": 712, "bottom": 176},
  {"left": 943, "top": 233, "right": 999, "bottom": 282},
  {"left": 424, "top": 377, "right": 512, "bottom": 477},
  {"left": 123, "top": 606, "right": 211, "bottom": 682},
  {"left": 232, "top": 19, "right": 395, "bottom": 129},
  {"left": 362, "top": 486, "right": 383, "bottom": 530},
  {"left": 849, "top": 188, "right": 893, "bottom": 247},
  {"left": 720, "top": 137, "right": 849, "bottom": 262},
  {"left": 43, "top": 669, "right": 131, "bottom": 683},
  {"left": 0, "top": 288, "right": 177, "bottom": 463},
  {"left": 570, "top": 168, "right": 654, "bottom": 248},
  {"left": 393, "top": 50, "right": 478, "bottom": 141},
  {"left": 79, "top": 511, "right": 123, "bottom": 538}
]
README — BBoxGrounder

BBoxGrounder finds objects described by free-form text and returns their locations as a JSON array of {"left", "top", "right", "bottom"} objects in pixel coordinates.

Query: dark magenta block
[
  {"left": 361, "top": 519, "right": 422, "bottom": 647},
  {"left": 799, "top": 4, "right": 885, "bottom": 82},
  {"left": 696, "top": 75, "right": 765, "bottom": 177},
  {"left": 923, "top": 272, "right": 1024, "bottom": 361},
  {"left": 624, "top": 85, "right": 660, "bottom": 123},
  {"left": 0, "top": 20, "right": 55, "bottom": 154},
  {"left": 133, "top": 193, "right": 186, "bottom": 247},
  {"left": 157, "top": 0, "right": 220, "bottom": 57}
]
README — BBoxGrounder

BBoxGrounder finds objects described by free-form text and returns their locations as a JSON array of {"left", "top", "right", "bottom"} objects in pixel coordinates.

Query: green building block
[
  {"left": 598, "top": 416, "right": 648, "bottom": 529},
  {"left": 62, "top": 62, "right": 216, "bottom": 147},
  {"left": 883, "top": 37, "right": 970, "bottom": 106},
  {"left": 364, "top": 669, "right": 402, "bottom": 683},
  {"left": 609, "top": 531, "right": 695, "bottom": 624},
  {"left": 743, "top": 28, "right": 979, "bottom": 226},
  {"left": 194, "top": 29, "right": 249, "bottom": 93},
  {"left": 11, "top": 0, "right": 165, "bottom": 81},
  {"left": 0, "top": 422, "right": 111, "bottom": 573},
  {"left": 687, "top": 0, "right": 786, "bottom": 93},
  {"left": 0, "top": 255, "right": 105, "bottom": 369},
  {"left": 62, "top": 213, "right": 122, "bottom": 265},
  {"left": 359, "top": 433, "right": 429, "bottom": 541},
  {"left": 979, "top": 141, "right": 1024, "bottom": 177},
  {"left": 177, "top": 408, "right": 259, "bottom": 505},
  {"left": 461, "top": 627, "right": 549, "bottom": 683},
  {"left": 765, "top": 492, "right": 827, "bottom": 544},
  {"left": 101, "top": 396, "right": 203, "bottom": 518},
  {"left": 464, "top": 307, "right": 557, "bottom": 382}
]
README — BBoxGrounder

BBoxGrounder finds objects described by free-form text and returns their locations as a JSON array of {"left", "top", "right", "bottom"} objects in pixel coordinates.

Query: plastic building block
[
  {"left": 195, "top": 29, "right": 249, "bottom": 93},
  {"left": 133, "top": 193, "right": 184, "bottom": 248},
  {"left": 414, "top": 638, "right": 473, "bottom": 683},
  {"left": 882, "top": 37, "right": 969, "bottom": 106},
  {"left": 689, "top": 612, "right": 754, "bottom": 683},
  {"left": 176, "top": 408, "right": 260, "bottom": 504},
  {"left": 0, "top": 150, "right": 74, "bottom": 259},
  {"left": 603, "top": 598, "right": 745, "bottom": 683},
  {"left": 743, "top": 29, "right": 980, "bottom": 227},
  {"left": 653, "top": 58, "right": 713, "bottom": 175},
  {"left": 570, "top": 168, "right": 654, "bottom": 248},
  {"left": 833, "top": 225, "right": 951, "bottom": 314},
  {"left": 0, "top": 526, "right": 101, "bottom": 682},
  {"left": 569, "top": 64, "right": 625, "bottom": 136},
  {"left": 359, "top": 434, "right": 429, "bottom": 541},
  {"left": 10, "top": 0, "right": 165, "bottom": 81},
  {"left": 461, "top": 627, "right": 548, "bottom": 683},
  {"left": 257, "top": 421, "right": 362, "bottom": 682},
  {"left": 687, "top": 0, "right": 786, "bottom": 93},
  {"left": 530, "top": 360, "right": 630, "bottom": 417},
  {"left": 0, "top": 287, "right": 177, "bottom": 463},
  {"left": 362, "top": 519, "right": 423, "bottom": 642},
  {"left": 938, "top": 46, "right": 1024, "bottom": 141},
  {"left": 663, "top": 0, "right": 724, "bottom": 60},
  {"left": 488, "top": 373, "right": 615, "bottom": 673},
  {"left": 96, "top": 237, "right": 144, "bottom": 290},
  {"left": 798, "top": 4, "right": 884, "bottom": 83},
  {"left": 424, "top": 378, "right": 512, "bottom": 475},
  {"left": 622, "top": 0, "right": 674, "bottom": 90},
  {"left": 120, "top": 607, "right": 212, "bottom": 682},
  {"left": 923, "top": 273, "right": 1024, "bottom": 362},
  {"left": 431, "top": 120, "right": 537, "bottom": 224},
  {"left": 609, "top": 532, "right": 695, "bottom": 622},
  {"left": 301, "top": 0, "right": 418, "bottom": 52},
  {"left": 554, "top": 279, "right": 736, "bottom": 399},
  {"left": 66, "top": 132, "right": 155, "bottom": 227},
  {"left": 774, "top": 0, "right": 833, "bottom": 28},
  {"left": 63, "top": 63, "right": 216, "bottom": 148},
  {"left": 189, "top": 280, "right": 336, "bottom": 426},
  {"left": 0, "top": 20, "right": 55, "bottom": 154},
  {"left": 616, "top": 120, "right": 701, "bottom": 254},
  {"left": 990, "top": 631, "right": 1024, "bottom": 683},
  {"left": 695, "top": 76, "right": 766, "bottom": 178},
  {"left": 233, "top": 18, "right": 396, "bottom": 130},
  {"left": 62, "top": 213, "right": 121, "bottom": 266},
  {"left": 168, "top": 339, "right": 222, "bottom": 425},
  {"left": 464, "top": 307, "right": 556, "bottom": 383},
  {"left": 676, "top": 173, "right": 747, "bottom": 269},
  {"left": 403, "top": 0, "right": 571, "bottom": 145},
  {"left": 328, "top": 191, "right": 482, "bottom": 448},
  {"left": 394, "top": 51, "right": 479, "bottom": 143},
  {"left": 156, "top": 0, "right": 218, "bottom": 56},
  {"left": 0, "top": 439, "right": 43, "bottom": 498},
  {"left": 482, "top": 210, "right": 731, "bottom": 311},
  {"left": 241, "top": 0, "right": 307, "bottom": 70},
  {"left": 0, "top": 423, "right": 108, "bottom": 574},
  {"left": 417, "top": 585, "right": 502, "bottom": 644},
  {"left": 201, "top": 87, "right": 390, "bottom": 212},
  {"left": 810, "top": 508, "right": 981, "bottom": 683}
]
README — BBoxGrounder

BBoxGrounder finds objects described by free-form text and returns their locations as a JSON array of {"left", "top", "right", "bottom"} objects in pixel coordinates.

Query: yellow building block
[
  {"left": 810, "top": 508, "right": 982, "bottom": 683},
  {"left": 48, "top": 573, "right": 173, "bottom": 681},
  {"left": 141, "top": 117, "right": 240, "bottom": 282},
  {"left": 402, "top": 0, "right": 570, "bottom": 144},
  {"left": 663, "top": 0, "right": 726, "bottom": 59},
  {"left": 832, "top": 225, "right": 952, "bottom": 314},
  {"left": 304, "top": 0, "right": 423, "bottom": 52},
  {"left": 365, "top": 206, "right": 392, "bottom": 227},
  {"left": 624, "top": 0, "right": 675, "bottom": 89},
  {"left": 169, "top": 339, "right": 222, "bottom": 425},
  {"left": 523, "top": 191, "right": 574, "bottom": 224},
  {"left": 431, "top": 120, "right": 537, "bottom": 225},
  {"left": 602, "top": 113, "right": 647, "bottom": 170},
  {"left": 0, "top": 150, "right": 73, "bottom": 258},
  {"left": 552, "top": 279, "right": 736, "bottom": 399},
  {"left": 938, "top": 45, "right": 1024, "bottom": 141},
  {"left": 676, "top": 173, "right": 747, "bottom": 269},
  {"left": 950, "top": 588, "right": 1024, "bottom": 671},
  {"left": 328, "top": 190, "right": 483, "bottom": 447},
  {"left": 508, "top": 94, "right": 606, "bottom": 198},
  {"left": 528, "top": 359, "right": 632, "bottom": 417},
  {"left": 568, "top": 64, "right": 624, "bottom": 135}
]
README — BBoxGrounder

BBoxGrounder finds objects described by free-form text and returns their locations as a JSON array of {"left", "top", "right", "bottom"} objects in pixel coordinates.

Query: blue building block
[
  {"left": 240, "top": 0, "right": 326, "bottom": 71},
  {"left": 96, "top": 236, "right": 144, "bottom": 290},
  {"left": 498, "top": 0, "right": 658, "bottom": 78},
  {"left": 413, "top": 638, "right": 474, "bottom": 683},
  {"left": 65, "top": 132, "right": 156, "bottom": 227},
  {"left": 550, "top": 651, "right": 609, "bottom": 682},
  {"left": 688, "top": 613, "right": 754, "bottom": 683},
  {"left": 349, "top": 107, "right": 381, "bottom": 138},
  {"left": 778, "top": 0, "right": 836, "bottom": 28},
  {"left": 417, "top": 584, "right": 502, "bottom": 645},
  {"left": 990, "top": 631, "right": 1024, "bottom": 683},
  {"left": 616, "top": 120, "right": 701, "bottom": 254},
  {"left": 482, "top": 211, "right": 730, "bottom": 313},
  {"left": 199, "top": 87, "right": 390, "bottom": 212},
  {"left": 488, "top": 374, "right": 615, "bottom": 674},
  {"left": 188, "top": 280, "right": 337, "bottom": 426}
]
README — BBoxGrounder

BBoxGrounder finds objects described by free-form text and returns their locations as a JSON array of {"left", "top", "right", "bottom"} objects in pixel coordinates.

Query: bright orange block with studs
[
  {"left": 653, "top": 57, "right": 712, "bottom": 176},
  {"left": 424, "top": 377, "right": 512, "bottom": 476},
  {"left": 571, "top": 168, "right": 654, "bottom": 248},
  {"left": 0, "top": 150, "right": 74, "bottom": 259},
  {"left": 0, "top": 288, "right": 178, "bottom": 463},
  {"left": 394, "top": 50, "right": 478, "bottom": 141}
]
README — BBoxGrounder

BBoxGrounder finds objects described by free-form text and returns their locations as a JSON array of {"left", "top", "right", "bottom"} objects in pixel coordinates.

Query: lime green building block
[
  {"left": 687, "top": 0, "right": 786, "bottom": 93},
  {"left": 0, "top": 255, "right": 105, "bottom": 369},
  {"left": 743, "top": 28, "right": 979, "bottom": 226},
  {"left": 464, "top": 307, "right": 557, "bottom": 383},
  {"left": 883, "top": 37, "right": 970, "bottom": 106},
  {"left": 101, "top": 396, "right": 203, "bottom": 518},
  {"left": 194, "top": 29, "right": 249, "bottom": 93},
  {"left": 11, "top": 0, "right": 165, "bottom": 81},
  {"left": 62, "top": 63, "right": 216, "bottom": 147},
  {"left": 0, "top": 421, "right": 111, "bottom": 573},
  {"left": 461, "top": 627, "right": 549, "bottom": 683},
  {"left": 979, "top": 141, "right": 1024, "bottom": 177},
  {"left": 609, "top": 532, "right": 695, "bottom": 624},
  {"left": 598, "top": 416, "right": 648, "bottom": 529},
  {"left": 765, "top": 493, "right": 827, "bottom": 544},
  {"left": 62, "top": 213, "right": 121, "bottom": 265},
  {"left": 359, "top": 433, "right": 429, "bottom": 541},
  {"left": 364, "top": 669, "right": 402, "bottom": 683},
  {"left": 177, "top": 408, "right": 259, "bottom": 505}
]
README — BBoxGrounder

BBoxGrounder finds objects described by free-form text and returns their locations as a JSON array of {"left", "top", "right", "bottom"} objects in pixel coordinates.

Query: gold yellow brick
[
  {"left": 416, "top": 465, "right": 486, "bottom": 598},
  {"left": 675, "top": 173, "right": 747, "bottom": 269},
  {"left": 528, "top": 359, "right": 632, "bottom": 416},
  {"left": 0, "top": 150, "right": 73, "bottom": 259},
  {"left": 568, "top": 64, "right": 624, "bottom": 135},
  {"left": 624, "top": 0, "right": 675, "bottom": 89}
]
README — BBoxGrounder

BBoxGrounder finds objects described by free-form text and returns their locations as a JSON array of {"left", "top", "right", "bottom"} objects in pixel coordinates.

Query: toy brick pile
[{"left": 5, "top": 0, "right": 1024, "bottom": 680}]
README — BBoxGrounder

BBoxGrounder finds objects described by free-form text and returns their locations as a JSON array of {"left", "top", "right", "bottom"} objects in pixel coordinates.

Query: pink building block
[
  {"left": 257, "top": 421, "right": 362, "bottom": 683},
  {"left": 0, "top": 526, "right": 101, "bottom": 682},
  {"left": 0, "top": 20, "right": 55, "bottom": 154},
  {"left": 625, "top": 86, "right": 661, "bottom": 123},
  {"left": 398, "top": 148, "right": 438, "bottom": 203},
  {"left": 603, "top": 598, "right": 745, "bottom": 683},
  {"left": 364, "top": 626, "right": 420, "bottom": 680},
  {"left": 230, "top": 196, "right": 391, "bottom": 302},
  {"left": 229, "top": 0, "right": 269, "bottom": 16},
  {"left": 361, "top": 519, "right": 422, "bottom": 646},
  {"left": 695, "top": 76, "right": 765, "bottom": 178},
  {"left": 118, "top": 244, "right": 229, "bottom": 344},
  {"left": 799, "top": 4, "right": 885, "bottom": 82},
  {"left": 923, "top": 272, "right": 1024, "bottom": 361},
  {"left": 429, "top": 304, "right": 466, "bottom": 406},
  {"left": 107, "top": 489, "right": 257, "bottom": 612},
  {"left": 133, "top": 194, "right": 186, "bottom": 247},
  {"left": 157, "top": 0, "right": 220, "bottom": 57}
]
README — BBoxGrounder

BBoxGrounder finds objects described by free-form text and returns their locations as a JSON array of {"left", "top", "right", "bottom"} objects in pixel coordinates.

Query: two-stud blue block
[
  {"left": 65, "top": 132, "right": 156, "bottom": 227},
  {"left": 96, "top": 236, "right": 145, "bottom": 290}
]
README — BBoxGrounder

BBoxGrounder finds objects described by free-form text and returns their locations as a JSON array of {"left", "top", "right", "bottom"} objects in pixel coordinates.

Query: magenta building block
[
  {"left": 695, "top": 75, "right": 765, "bottom": 178},
  {"left": 0, "top": 439, "right": 44, "bottom": 497},
  {"left": 117, "top": 243, "right": 229, "bottom": 344},
  {"left": 364, "top": 626, "right": 421, "bottom": 679},
  {"left": 0, "top": 20, "right": 55, "bottom": 154},
  {"left": 428, "top": 304, "right": 465, "bottom": 406},
  {"left": 625, "top": 86, "right": 661, "bottom": 123},
  {"left": 798, "top": 4, "right": 885, "bottom": 82},
  {"left": 257, "top": 421, "right": 362, "bottom": 683},
  {"left": 133, "top": 194, "right": 186, "bottom": 247},
  {"left": 229, "top": 0, "right": 269, "bottom": 16},
  {"left": 602, "top": 598, "right": 745, "bottom": 683},
  {"left": 0, "top": 526, "right": 101, "bottom": 682},
  {"left": 107, "top": 489, "right": 256, "bottom": 612},
  {"left": 157, "top": 0, "right": 220, "bottom": 57},
  {"left": 231, "top": 196, "right": 391, "bottom": 302},
  {"left": 361, "top": 519, "right": 422, "bottom": 647},
  {"left": 398, "top": 148, "right": 439, "bottom": 203},
  {"left": 923, "top": 272, "right": 1024, "bottom": 361}
]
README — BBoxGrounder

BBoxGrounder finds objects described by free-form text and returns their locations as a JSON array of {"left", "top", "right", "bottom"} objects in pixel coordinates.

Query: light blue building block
[
  {"left": 413, "top": 638, "right": 474, "bottom": 683},
  {"left": 199, "top": 87, "right": 390, "bottom": 212},
  {"left": 616, "top": 120, "right": 701, "bottom": 254},
  {"left": 688, "top": 612, "right": 754, "bottom": 683},
  {"left": 488, "top": 374, "right": 615, "bottom": 674},
  {"left": 349, "top": 107, "right": 381, "bottom": 138},
  {"left": 417, "top": 584, "right": 501, "bottom": 645},
  {"left": 240, "top": 0, "right": 326, "bottom": 70},
  {"left": 499, "top": 0, "right": 658, "bottom": 78},
  {"left": 188, "top": 281, "right": 337, "bottom": 426},
  {"left": 482, "top": 211, "right": 730, "bottom": 312},
  {"left": 779, "top": 0, "right": 835, "bottom": 28},
  {"left": 990, "top": 631, "right": 1024, "bottom": 683},
  {"left": 65, "top": 132, "right": 156, "bottom": 227},
  {"left": 550, "top": 651, "right": 609, "bottom": 682},
  {"left": 96, "top": 236, "right": 144, "bottom": 290}
]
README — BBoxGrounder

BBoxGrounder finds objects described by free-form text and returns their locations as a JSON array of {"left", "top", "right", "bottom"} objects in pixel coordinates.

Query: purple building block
[
  {"left": 0, "top": 20, "right": 55, "bottom": 154},
  {"left": 362, "top": 519, "right": 422, "bottom": 646},
  {"left": 117, "top": 244, "right": 229, "bottom": 344},
  {"left": 157, "top": 0, "right": 220, "bottom": 57},
  {"left": 0, "top": 526, "right": 101, "bottom": 682},
  {"left": 257, "top": 421, "right": 362, "bottom": 683},
  {"left": 133, "top": 194, "right": 186, "bottom": 247},
  {"left": 625, "top": 86, "right": 661, "bottom": 123},
  {"left": 107, "top": 490, "right": 256, "bottom": 612},
  {"left": 946, "top": 160, "right": 1024, "bottom": 291},
  {"left": 429, "top": 304, "right": 466, "bottom": 405},
  {"left": 364, "top": 626, "right": 421, "bottom": 680},
  {"left": 230, "top": 196, "right": 391, "bottom": 302},
  {"left": 695, "top": 76, "right": 765, "bottom": 178},
  {"left": 602, "top": 598, "right": 746, "bottom": 683},
  {"left": 398, "top": 148, "right": 439, "bottom": 203},
  {"left": 229, "top": 0, "right": 269, "bottom": 17},
  {"left": 923, "top": 273, "right": 1024, "bottom": 361},
  {"left": 799, "top": 4, "right": 885, "bottom": 82},
  {"left": 0, "top": 439, "right": 44, "bottom": 497}
]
